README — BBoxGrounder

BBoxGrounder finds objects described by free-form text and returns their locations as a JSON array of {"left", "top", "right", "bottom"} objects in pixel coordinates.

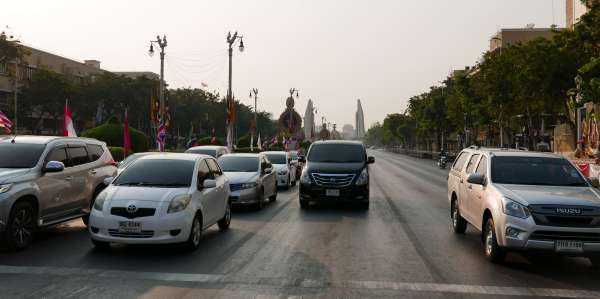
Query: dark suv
[{"left": 298, "top": 141, "right": 374, "bottom": 210}]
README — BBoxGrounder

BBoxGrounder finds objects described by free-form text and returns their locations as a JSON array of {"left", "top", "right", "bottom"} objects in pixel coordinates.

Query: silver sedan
[{"left": 218, "top": 153, "right": 277, "bottom": 209}]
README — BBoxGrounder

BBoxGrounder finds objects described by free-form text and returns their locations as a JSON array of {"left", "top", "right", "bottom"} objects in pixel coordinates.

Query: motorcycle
[{"left": 437, "top": 156, "right": 447, "bottom": 169}]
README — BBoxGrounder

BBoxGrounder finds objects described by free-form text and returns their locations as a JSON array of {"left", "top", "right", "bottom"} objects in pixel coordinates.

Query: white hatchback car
[{"left": 89, "top": 153, "right": 231, "bottom": 250}]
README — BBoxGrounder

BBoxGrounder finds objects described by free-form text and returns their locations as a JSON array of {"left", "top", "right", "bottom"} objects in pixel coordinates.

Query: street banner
[
  {"left": 257, "top": 134, "right": 262, "bottom": 151},
  {"left": 63, "top": 100, "right": 77, "bottom": 137},
  {"left": 0, "top": 109, "right": 13, "bottom": 134},
  {"left": 157, "top": 122, "right": 166, "bottom": 152}
]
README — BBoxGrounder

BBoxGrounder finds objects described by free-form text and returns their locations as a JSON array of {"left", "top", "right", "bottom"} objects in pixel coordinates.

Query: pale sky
[{"left": 2, "top": 0, "right": 565, "bottom": 129}]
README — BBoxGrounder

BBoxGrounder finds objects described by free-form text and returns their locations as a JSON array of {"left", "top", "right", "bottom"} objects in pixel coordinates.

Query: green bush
[
  {"left": 237, "top": 135, "right": 252, "bottom": 148},
  {"left": 81, "top": 116, "right": 148, "bottom": 152},
  {"left": 108, "top": 146, "right": 124, "bottom": 161}
]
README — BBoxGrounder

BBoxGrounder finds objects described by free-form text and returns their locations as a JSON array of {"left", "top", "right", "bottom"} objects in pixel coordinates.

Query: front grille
[
  {"left": 529, "top": 205, "right": 600, "bottom": 228},
  {"left": 110, "top": 207, "right": 156, "bottom": 219},
  {"left": 311, "top": 173, "right": 356, "bottom": 187},
  {"left": 530, "top": 231, "right": 600, "bottom": 242},
  {"left": 230, "top": 184, "right": 244, "bottom": 192},
  {"left": 108, "top": 229, "right": 154, "bottom": 238}
]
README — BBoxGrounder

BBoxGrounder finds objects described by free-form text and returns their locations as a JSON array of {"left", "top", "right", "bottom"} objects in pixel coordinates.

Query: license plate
[
  {"left": 326, "top": 189, "right": 340, "bottom": 197},
  {"left": 555, "top": 240, "right": 583, "bottom": 253},
  {"left": 118, "top": 221, "right": 141, "bottom": 233}
]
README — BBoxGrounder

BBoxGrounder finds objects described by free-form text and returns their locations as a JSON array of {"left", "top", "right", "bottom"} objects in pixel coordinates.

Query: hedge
[
  {"left": 82, "top": 116, "right": 148, "bottom": 153},
  {"left": 237, "top": 135, "right": 251, "bottom": 148},
  {"left": 197, "top": 136, "right": 224, "bottom": 146},
  {"left": 108, "top": 146, "right": 124, "bottom": 161}
]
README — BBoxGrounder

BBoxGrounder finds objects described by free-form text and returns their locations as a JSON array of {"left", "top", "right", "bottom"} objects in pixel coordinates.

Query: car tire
[
  {"left": 4, "top": 200, "right": 37, "bottom": 251},
  {"left": 300, "top": 199, "right": 309, "bottom": 209},
  {"left": 183, "top": 213, "right": 202, "bottom": 251},
  {"left": 91, "top": 239, "right": 110, "bottom": 250},
  {"left": 452, "top": 200, "right": 468, "bottom": 234},
  {"left": 484, "top": 218, "right": 506, "bottom": 263},
  {"left": 217, "top": 201, "right": 231, "bottom": 230},
  {"left": 358, "top": 200, "right": 370, "bottom": 210},
  {"left": 269, "top": 185, "right": 278, "bottom": 202},
  {"left": 589, "top": 257, "right": 600, "bottom": 269},
  {"left": 286, "top": 175, "right": 291, "bottom": 190}
]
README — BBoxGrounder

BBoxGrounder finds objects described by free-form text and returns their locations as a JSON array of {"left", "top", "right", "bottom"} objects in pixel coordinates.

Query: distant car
[
  {"left": 263, "top": 151, "right": 296, "bottom": 189},
  {"left": 89, "top": 153, "right": 231, "bottom": 250},
  {"left": 299, "top": 140, "right": 374, "bottom": 210},
  {"left": 289, "top": 150, "right": 302, "bottom": 179},
  {"left": 448, "top": 147, "right": 600, "bottom": 267},
  {"left": 0, "top": 136, "right": 117, "bottom": 250},
  {"left": 185, "top": 146, "right": 230, "bottom": 158},
  {"left": 117, "top": 152, "right": 163, "bottom": 175},
  {"left": 219, "top": 153, "right": 277, "bottom": 209}
]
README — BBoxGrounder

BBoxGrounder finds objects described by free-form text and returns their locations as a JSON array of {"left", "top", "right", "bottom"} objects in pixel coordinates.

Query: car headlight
[
  {"left": 278, "top": 169, "right": 289, "bottom": 175},
  {"left": 300, "top": 170, "right": 311, "bottom": 184},
  {"left": 502, "top": 198, "right": 530, "bottom": 219},
  {"left": 241, "top": 182, "right": 258, "bottom": 189},
  {"left": 0, "top": 183, "right": 12, "bottom": 194},
  {"left": 355, "top": 168, "right": 369, "bottom": 186},
  {"left": 93, "top": 191, "right": 107, "bottom": 211},
  {"left": 168, "top": 194, "right": 192, "bottom": 214}
]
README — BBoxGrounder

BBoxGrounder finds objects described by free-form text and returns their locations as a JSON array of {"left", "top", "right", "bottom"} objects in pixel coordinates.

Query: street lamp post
[
  {"left": 249, "top": 88, "right": 258, "bottom": 147},
  {"left": 148, "top": 35, "right": 167, "bottom": 124},
  {"left": 226, "top": 31, "right": 244, "bottom": 149}
]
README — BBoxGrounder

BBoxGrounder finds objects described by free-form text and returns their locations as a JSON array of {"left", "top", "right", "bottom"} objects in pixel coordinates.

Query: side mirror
[
  {"left": 203, "top": 179, "right": 217, "bottom": 189},
  {"left": 467, "top": 173, "right": 486, "bottom": 185},
  {"left": 43, "top": 161, "right": 65, "bottom": 173},
  {"left": 298, "top": 156, "right": 306, "bottom": 163},
  {"left": 103, "top": 177, "right": 114, "bottom": 186},
  {"left": 590, "top": 177, "right": 600, "bottom": 188},
  {"left": 367, "top": 156, "right": 375, "bottom": 164}
]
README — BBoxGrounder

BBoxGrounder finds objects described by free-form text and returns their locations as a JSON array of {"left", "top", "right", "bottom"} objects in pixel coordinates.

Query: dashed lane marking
[{"left": 0, "top": 265, "right": 599, "bottom": 298}]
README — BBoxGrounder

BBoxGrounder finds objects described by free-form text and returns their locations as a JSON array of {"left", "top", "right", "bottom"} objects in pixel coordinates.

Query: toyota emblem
[{"left": 126, "top": 204, "right": 138, "bottom": 214}]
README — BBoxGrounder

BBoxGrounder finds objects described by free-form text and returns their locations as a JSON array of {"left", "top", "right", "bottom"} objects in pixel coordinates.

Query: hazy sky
[{"left": 2, "top": 1, "right": 565, "bottom": 129}]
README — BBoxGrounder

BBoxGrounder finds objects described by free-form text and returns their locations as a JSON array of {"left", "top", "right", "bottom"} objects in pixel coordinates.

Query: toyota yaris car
[
  {"left": 89, "top": 153, "right": 231, "bottom": 250},
  {"left": 448, "top": 147, "right": 600, "bottom": 267}
]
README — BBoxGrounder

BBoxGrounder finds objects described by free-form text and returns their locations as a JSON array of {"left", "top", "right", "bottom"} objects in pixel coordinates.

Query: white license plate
[
  {"left": 555, "top": 240, "right": 583, "bottom": 253},
  {"left": 326, "top": 189, "right": 340, "bottom": 197},
  {"left": 118, "top": 221, "right": 141, "bottom": 233}
]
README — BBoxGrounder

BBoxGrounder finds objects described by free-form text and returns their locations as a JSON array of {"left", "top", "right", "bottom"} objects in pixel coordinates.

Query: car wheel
[
  {"left": 358, "top": 200, "right": 370, "bottom": 210},
  {"left": 452, "top": 200, "right": 468, "bottom": 234},
  {"left": 217, "top": 201, "right": 231, "bottom": 230},
  {"left": 484, "top": 217, "right": 506, "bottom": 263},
  {"left": 91, "top": 239, "right": 110, "bottom": 250},
  {"left": 4, "top": 201, "right": 36, "bottom": 250},
  {"left": 589, "top": 256, "right": 600, "bottom": 269},
  {"left": 300, "top": 199, "right": 309, "bottom": 209},
  {"left": 184, "top": 214, "right": 202, "bottom": 251},
  {"left": 269, "top": 184, "right": 278, "bottom": 202}
]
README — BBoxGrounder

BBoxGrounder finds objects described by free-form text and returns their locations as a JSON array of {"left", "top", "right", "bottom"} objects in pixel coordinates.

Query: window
[
  {"left": 219, "top": 156, "right": 259, "bottom": 172},
  {"left": 265, "top": 153, "right": 287, "bottom": 164},
  {"left": 476, "top": 156, "right": 487, "bottom": 176},
  {"left": 0, "top": 63, "right": 7, "bottom": 75},
  {"left": 0, "top": 143, "right": 46, "bottom": 168},
  {"left": 206, "top": 158, "right": 223, "bottom": 177},
  {"left": 67, "top": 147, "right": 90, "bottom": 166},
  {"left": 306, "top": 144, "right": 366, "bottom": 163},
  {"left": 114, "top": 159, "right": 195, "bottom": 187},
  {"left": 491, "top": 156, "right": 587, "bottom": 187},
  {"left": 47, "top": 148, "right": 69, "bottom": 166},
  {"left": 465, "top": 154, "right": 480, "bottom": 173},
  {"left": 452, "top": 152, "right": 469, "bottom": 171},
  {"left": 198, "top": 160, "right": 212, "bottom": 184},
  {"left": 87, "top": 144, "right": 104, "bottom": 161}
]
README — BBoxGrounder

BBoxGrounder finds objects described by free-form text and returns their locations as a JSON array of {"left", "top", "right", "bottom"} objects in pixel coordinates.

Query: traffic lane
[
  {"left": 370, "top": 150, "right": 600, "bottom": 291},
  {"left": 0, "top": 186, "right": 300, "bottom": 274}
]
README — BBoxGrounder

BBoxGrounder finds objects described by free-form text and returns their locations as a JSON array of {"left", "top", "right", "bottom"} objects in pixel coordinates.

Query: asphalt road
[{"left": 1, "top": 150, "right": 599, "bottom": 298}]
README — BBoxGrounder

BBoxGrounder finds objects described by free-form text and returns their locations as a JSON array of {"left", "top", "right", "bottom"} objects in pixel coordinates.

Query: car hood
[
  {"left": 495, "top": 184, "right": 600, "bottom": 206},
  {"left": 306, "top": 162, "right": 364, "bottom": 174},
  {"left": 107, "top": 185, "right": 188, "bottom": 203},
  {"left": 224, "top": 172, "right": 259, "bottom": 184},
  {"left": 0, "top": 168, "right": 33, "bottom": 184}
]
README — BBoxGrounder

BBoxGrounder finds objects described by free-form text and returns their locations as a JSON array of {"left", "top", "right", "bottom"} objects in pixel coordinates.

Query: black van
[{"left": 298, "top": 141, "right": 374, "bottom": 210}]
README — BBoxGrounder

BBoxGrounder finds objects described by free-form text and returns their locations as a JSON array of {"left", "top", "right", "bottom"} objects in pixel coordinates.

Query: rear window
[
  {"left": 452, "top": 152, "right": 469, "bottom": 171},
  {"left": 307, "top": 144, "right": 365, "bottom": 163},
  {"left": 186, "top": 148, "right": 217, "bottom": 157},
  {"left": 114, "top": 159, "right": 195, "bottom": 187},
  {"left": 87, "top": 144, "right": 104, "bottom": 161},
  {"left": 67, "top": 147, "right": 90, "bottom": 166},
  {"left": 265, "top": 154, "right": 287, "bottom": 164},
  {"left": 0, "top": 143, "right": 46, "bottom": 168},
  {"left": 219, "top": 156, "right": 259, "bottom": 172},
  {"left": 491, "top": 156, "right": 587, "bottom": 187}
]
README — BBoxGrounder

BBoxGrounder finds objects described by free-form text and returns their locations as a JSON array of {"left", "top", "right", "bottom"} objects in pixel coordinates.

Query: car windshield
[
  {"left": 219, "top": 156, "right": 259, "bottom": 172},
  {"left": 186, "top": 148, "right": 217, "bottom": 157},
  {"left": 119, "top": 154, "right": 145, "bottom": 169},
  {"left": 0, "top": 143, "right": 45, "bottom": 168},
  {"left": 491, "top": 156, "right": 587, "bottom": 187},
  {"left": 265, "top": 154, "right": 286, "bottom": 164},
  {"left": 307, "top": 144, "right": 365, "bottom": 163},
  {"left": 114, "top": 159, "right": 194, "bottom": 187}
]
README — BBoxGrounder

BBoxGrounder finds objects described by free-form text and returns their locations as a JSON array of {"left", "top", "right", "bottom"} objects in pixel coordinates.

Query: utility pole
[
  {"left": 226, "top": 31, "right": 244, "bottom": 150},
  {"left": 148, "top": 35, "right": 167, "bottom": 123},
  {"left": 249, "top": 88, "right": 258, "bottom": 146}
]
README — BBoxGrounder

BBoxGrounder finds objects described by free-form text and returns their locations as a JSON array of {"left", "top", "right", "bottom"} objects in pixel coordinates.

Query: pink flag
[
  {"left": 123, "top": 109, "right": 131, "bottom": 157},
  {"left": 0, "top": 109, "right": 13, "bottom": 134},
  {"left": 63, "top": 100, "right": 77, "bottom": 137}
]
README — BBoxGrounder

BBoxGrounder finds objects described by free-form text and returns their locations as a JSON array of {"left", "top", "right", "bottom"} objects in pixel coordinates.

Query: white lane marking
[{"left": 1, "top": 265, "right": 599, "bottom": 298}]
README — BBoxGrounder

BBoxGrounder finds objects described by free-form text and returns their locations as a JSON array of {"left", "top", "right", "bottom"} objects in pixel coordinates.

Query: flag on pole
[
  {"left": 250, "top": 134, "right": 254, "bottom": 152},
  {"left": 270, "top": 136, "right": 278, "bottom": 146},
  {"left": 0, "top": 109, "right": 13, "bottom": 134},
  {"left": 211, "top": 128, "right": 217, "bottom": 145},
  {"left": 123, "top": 109, "right": 131, "bottom": 157},
  {"left": 156, "top": 122, "right": 166, "bottom": 152},
  {"left": 63, "top": 100, "right": 77, "bottom": 137},
  {"left": 257, "top": 134, "right": 262, "bottom": 151}
]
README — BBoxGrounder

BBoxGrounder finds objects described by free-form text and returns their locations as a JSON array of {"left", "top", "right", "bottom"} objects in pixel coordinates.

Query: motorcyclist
[{"left": 438, "top": 149, "right": 448, "bottom": 168}]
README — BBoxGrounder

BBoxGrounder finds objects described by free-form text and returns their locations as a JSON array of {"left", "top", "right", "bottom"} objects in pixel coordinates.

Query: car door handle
[{"left": 65, "top": 176, "right": 73, "bottom": 181}]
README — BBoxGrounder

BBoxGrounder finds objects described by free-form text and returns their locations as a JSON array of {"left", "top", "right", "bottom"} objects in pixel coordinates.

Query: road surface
[{"left": 1, "top": 150, "right": 599, "bottom": 298}]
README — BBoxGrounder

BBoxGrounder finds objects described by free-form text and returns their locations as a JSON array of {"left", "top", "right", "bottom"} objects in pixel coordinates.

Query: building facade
[
  {"left": 567, "top": 0, "right": 593, "bottom": 28},
  {"left": 489, "top": 28, "right": 561, "bottom": 52}
]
